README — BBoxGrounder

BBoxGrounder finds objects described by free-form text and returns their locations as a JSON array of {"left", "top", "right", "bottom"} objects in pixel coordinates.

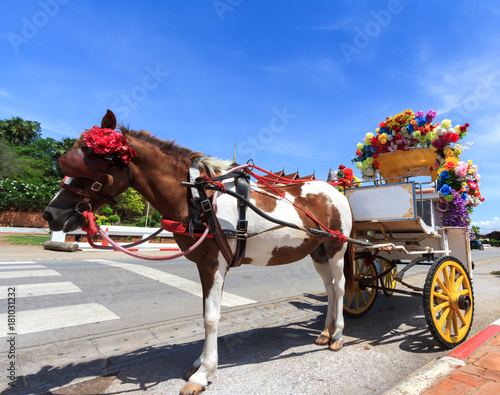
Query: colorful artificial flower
[
  {"left": 83, "top": 126, "right": 137, "bottom": 164},
  {"left": 350, "top": 108, "right": 482, "bottom": 232},
  {"left": 352, "top": 109, "right": 470, "bottom": 181}
]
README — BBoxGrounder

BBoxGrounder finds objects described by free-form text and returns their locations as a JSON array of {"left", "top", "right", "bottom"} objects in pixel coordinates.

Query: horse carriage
[
  {"left": 342, "top": 148, "right": 474, "bottom": 349},
  {"left": 43, "top": 109, "right": 480, "bottom": 394}
]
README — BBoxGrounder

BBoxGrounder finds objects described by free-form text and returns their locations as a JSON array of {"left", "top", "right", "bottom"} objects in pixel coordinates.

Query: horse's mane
[{"left": 119, "top": 126, "right": 234, "bottom": 176}]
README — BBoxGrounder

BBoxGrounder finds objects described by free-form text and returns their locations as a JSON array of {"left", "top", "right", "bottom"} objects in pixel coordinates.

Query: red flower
[
  {"left": 445, "top": 132, "right": 460, "bottom": 143},
  {"left": 343, "top": 168, "right": 354, "bottom": 179},
  {"left": 83, "top": 126, "right": 137, "bottom": 164}
]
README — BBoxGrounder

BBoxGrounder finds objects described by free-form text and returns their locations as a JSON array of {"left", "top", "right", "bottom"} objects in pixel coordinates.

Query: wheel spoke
[
  {"left": 442, "top": 266, "right": 452, "bottom": 292},
  {"left": 434, "top": 292, "right": 450, "bottom": 302},
  {"left": 436, "top": 277, "right": 448, "bottom": 295},
  {"left": 452, "top": 311, "right": 459, "bottom": 336},
  {"left": 438, "top": 306, "right": 451, "bottom": 329},
  {"left": 346, "top": 292, "right": 354, "bottom": 308},
  {"left": 456, "top": 309, "right": 467, "bottom": 326},
  {"left": 434, "top": 300, "right": 449, "bottom": 312},
  {"left": 454, "top": 275, "right": 464, "bottom": 292},
  {"left": 445, "top": 313, "right": 452, "bottom": 338}
]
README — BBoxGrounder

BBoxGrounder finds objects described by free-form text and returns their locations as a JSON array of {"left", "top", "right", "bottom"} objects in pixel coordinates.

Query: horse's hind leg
[{"left": 311, "top": 243, "right": 346, "bottom": 351}]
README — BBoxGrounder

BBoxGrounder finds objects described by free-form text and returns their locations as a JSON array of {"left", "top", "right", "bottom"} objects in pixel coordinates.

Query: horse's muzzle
[{"left": 43, "top": 207, "right": 84, "bottom": 232}]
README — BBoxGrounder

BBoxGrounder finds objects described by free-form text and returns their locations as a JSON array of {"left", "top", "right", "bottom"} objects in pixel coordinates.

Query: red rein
[{"left": 80, "top": 163, "right": 348, "bottom": 259}]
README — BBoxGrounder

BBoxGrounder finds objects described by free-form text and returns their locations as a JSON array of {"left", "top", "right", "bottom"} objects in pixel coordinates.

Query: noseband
[{"left": 58, "top": 147, "right": 133, "bottom": 208}]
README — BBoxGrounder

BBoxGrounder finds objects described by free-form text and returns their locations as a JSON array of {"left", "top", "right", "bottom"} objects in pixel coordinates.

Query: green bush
[
  {"left": 489, "top": 239, "right": 500, "bottom": 247},
  {"left": 108, "top": 214, "right": 120, "bottom": 224},
  {"left": 0, "top": 178, "right": 59, "bottom": 209}
]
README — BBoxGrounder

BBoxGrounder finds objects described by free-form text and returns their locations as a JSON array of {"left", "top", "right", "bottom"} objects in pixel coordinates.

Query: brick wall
[{"left": 0, "top": 210, "right": 48, "bottom": 228}]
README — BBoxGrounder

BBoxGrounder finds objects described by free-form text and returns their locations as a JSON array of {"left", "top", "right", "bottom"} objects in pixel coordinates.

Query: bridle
[{"left": 58, "top": 147, "right": 133, "bottom": 211}]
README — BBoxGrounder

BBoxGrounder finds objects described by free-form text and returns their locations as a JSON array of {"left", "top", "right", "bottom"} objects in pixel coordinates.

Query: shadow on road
[{"left": 7, "top": 292, "right": 443, "bottom": 394}]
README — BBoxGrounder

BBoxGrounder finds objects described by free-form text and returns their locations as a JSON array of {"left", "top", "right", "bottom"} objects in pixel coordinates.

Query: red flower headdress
[{"left": 83, "top": 126, "right": 137, "bottom": 164}]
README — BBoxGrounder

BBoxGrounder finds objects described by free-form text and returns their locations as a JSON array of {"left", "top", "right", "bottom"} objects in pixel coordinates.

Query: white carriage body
[{"left": 345, "top": 180, "right": 472, "bottom": 278}]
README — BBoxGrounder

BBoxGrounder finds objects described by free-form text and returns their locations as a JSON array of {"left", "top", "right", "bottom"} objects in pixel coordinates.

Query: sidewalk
[{"left": 386, "top": 319, "right": 500, "bottom": 394}]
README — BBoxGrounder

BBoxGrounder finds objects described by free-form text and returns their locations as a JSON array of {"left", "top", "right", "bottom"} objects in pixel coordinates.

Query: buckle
[
  {"left": 91, "top": 181, "right": 103, "bottom": 191},
  {"left": 200, "top": 199, "right": 212, "bottom": 212}
]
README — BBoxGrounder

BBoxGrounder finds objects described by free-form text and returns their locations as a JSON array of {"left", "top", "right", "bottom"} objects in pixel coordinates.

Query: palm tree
[{"left": 0, "top": 117, "right": 41, "bottom": 145}]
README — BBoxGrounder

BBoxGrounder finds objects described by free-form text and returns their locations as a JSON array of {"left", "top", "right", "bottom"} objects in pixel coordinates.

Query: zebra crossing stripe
[
  {"left": 0, "top": 303, "right": 119, "bottom": 337},
  {"left": 0, "top": 261, "right": 36, "bottom": 265},
  {"left": 0, "top": 282, "right": 82, "bottom": 299},
  {"left": 0, "top": 270, "right": 61, "bottom": 279},
  {"left": 87, "top": 259, "right": 257, "bottom": 307},
  {"left": 0, "top": 265, "right": 47, "bottom": 270}
]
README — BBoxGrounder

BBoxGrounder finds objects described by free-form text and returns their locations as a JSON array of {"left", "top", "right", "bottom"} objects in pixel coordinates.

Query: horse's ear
[{"left": 101, "top": 110, "right": 117, "bottom": 130}]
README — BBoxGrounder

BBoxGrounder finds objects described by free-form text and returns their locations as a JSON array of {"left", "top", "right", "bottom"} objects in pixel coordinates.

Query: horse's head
[{"left": 43, "top": 110, "right": 136, "bottom": 232}]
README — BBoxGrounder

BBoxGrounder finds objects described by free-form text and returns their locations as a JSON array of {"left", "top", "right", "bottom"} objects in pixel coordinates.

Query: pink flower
[{"left": 456, "top": 162, "right": 468, "bottom": 177}]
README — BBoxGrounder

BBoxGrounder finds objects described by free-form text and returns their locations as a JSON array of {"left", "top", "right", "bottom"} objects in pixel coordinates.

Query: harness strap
[
  {"left": 188, "top": 161, "right": 203, "bottom": 237},
  {"left": 59, "top": 181, "right": 117, "bottom": 207},
  {"left": 232, "top": 174, "right": 250, "bottom": 267},
  {"left": 194, "top": 177, "right": 235, "bottom": 266}
]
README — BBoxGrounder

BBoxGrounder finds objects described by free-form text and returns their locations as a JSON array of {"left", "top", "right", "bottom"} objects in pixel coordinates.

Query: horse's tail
[{"left": 343, "top": 224, "right": 355, "bottom": 295}]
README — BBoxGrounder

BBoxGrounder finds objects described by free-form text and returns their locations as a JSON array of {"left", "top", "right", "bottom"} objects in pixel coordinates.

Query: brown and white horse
[{"left": 43, "top": 110, "right": 354, "bottom": 395}]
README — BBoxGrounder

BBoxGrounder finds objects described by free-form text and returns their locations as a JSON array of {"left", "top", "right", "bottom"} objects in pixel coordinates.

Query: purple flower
[
  {"left": 426, "top": 109, "right": 437, "bottom": 123},
  {"left": 415, "top": 111, "right": 425, "bottom": 117},
  {"left": 441, "top": 190, "right": 470, "bottom": 228}
]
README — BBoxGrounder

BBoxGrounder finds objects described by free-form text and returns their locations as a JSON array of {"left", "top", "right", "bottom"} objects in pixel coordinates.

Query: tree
[
  {"left": 0, "top": 117, "right": 41, "bottom": 145},
  {"left": 0, "top": 139, "right": 31, "bottom": 180},
  {"left": 471, "top": 225, "right": 480, "bottom": 236},
  {"left": 116, "top": 188, "right": 146, "bottom": 216}
]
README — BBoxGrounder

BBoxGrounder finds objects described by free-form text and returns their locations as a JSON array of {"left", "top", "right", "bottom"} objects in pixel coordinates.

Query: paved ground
[{"left": 2, "top": 244, "right": 499, "bottom": 394}]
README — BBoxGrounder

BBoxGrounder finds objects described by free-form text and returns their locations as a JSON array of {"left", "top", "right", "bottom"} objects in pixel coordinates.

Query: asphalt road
[{"left": 1, "top": 248, "right": 499, "bottom": 394}]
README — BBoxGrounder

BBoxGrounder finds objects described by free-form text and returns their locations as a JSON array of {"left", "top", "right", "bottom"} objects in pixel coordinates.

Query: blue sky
[{"left": 1, "top": 0, "right": 499, "bottom": 232}]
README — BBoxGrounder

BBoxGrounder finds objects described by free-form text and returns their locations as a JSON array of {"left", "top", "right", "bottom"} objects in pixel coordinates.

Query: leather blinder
[{"left": 59, "top": 148, "right": 110, "bottom": 180}]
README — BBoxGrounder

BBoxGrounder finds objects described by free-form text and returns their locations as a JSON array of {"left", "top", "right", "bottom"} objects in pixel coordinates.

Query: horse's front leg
[{"left": 181, "top": 256, "right": 227, "bottom": 395}]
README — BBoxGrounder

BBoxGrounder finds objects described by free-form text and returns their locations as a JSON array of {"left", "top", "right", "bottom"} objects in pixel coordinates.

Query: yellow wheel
[
  {"left": 423, "top": 256, "right": 474, "bottom": 348},
  {"left": 381, "top": 260, "right": 397, "bottom": 297},
  {"left": 343, "top": 257, "right": 378, "bottom": 317}
]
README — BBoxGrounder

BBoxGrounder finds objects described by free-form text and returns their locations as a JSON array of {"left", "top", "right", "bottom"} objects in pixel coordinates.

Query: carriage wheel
[
  {"left": 381, "top": 260, "right": 397, "bottom": 297},
  {"left": 423, "top": 256, "right": 474, "bottom": 349},
  {"left": 343, "top": 257, "right": 378, "bottom": 317}
]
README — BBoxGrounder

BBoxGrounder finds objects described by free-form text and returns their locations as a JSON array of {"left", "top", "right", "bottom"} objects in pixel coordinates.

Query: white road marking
[
  {"left": 0, "top": 282, "right": 82, "bottom": 299},
  {"left": 88, "top": 259, "right": 257, "bottom": 307},
  {"left": 0, "top": 265, "right": 47, "bottom": 270},
  {"left": 0, "top": 270, "right": 61, "bottom": 279},
  {"left": 0, "top": 303, "right": 119, "bottom": 337},
  {"left": 0, "top": 261, "right": 36, "bottom": 265}
]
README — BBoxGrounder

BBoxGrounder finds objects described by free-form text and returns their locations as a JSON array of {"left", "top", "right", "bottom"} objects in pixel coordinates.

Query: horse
[{"left": 43, "top": 110, "right": 355, "bottom": 395}]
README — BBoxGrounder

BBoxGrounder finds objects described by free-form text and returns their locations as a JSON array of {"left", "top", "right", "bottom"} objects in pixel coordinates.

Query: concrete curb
[{"left": 384, "top": 318, "right": 500, "bottom": 394}]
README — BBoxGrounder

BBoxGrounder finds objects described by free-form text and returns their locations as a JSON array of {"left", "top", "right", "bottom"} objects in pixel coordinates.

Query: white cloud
[
  {"left": 471, "top": 216, "right": 500, "bottom": 233},
  {"left": 0, "top": 89, "right": 12, "bottom": 99}
]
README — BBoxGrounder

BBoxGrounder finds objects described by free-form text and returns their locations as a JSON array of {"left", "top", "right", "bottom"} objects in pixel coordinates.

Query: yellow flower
[
  {"left": 454, "top": 147, "right": 462, "bottom": 156},
  {"left": 366, "top": 132, "right": 374, "bottom": 140},
  {"left": 357, "top": 142, "right": 363, "bottom": 149},
  {"left": 441, "top": 119, "right": 452, "bottom": 128},
  {"left": 444, "top": 148, "right": 455, "bottom": 158},
  {"left": 355, "top": 162, "right": 363, "bottom": 169}
]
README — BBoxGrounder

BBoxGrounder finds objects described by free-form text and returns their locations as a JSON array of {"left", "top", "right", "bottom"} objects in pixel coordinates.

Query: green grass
[{"left": 0, "top": 234, "right": 50, "bottom": 245}]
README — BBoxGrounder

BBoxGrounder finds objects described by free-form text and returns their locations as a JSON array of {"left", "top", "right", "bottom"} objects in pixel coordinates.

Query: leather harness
[{"left": 188, "top": 165, "right": 250, "bottom": 268}]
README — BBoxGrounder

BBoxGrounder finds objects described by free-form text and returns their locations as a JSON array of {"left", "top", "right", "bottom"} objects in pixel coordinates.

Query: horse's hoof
[
  {"left": 315, "top": 334, "right": 330, "bottom": 346},
  {"left": 329, "top": 341, "right": 343, "bottom": 352},
  {"left": 184, "top": 366, "right": 200, "bottom": 380},
  {"left": 180, "top": 382, "right": 205, "bottom": 395}
]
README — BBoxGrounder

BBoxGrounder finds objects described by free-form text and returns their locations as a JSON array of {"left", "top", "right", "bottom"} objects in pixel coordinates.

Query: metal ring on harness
[{"left": 76, "top": 201, "right": 92, "bottom": 215}]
